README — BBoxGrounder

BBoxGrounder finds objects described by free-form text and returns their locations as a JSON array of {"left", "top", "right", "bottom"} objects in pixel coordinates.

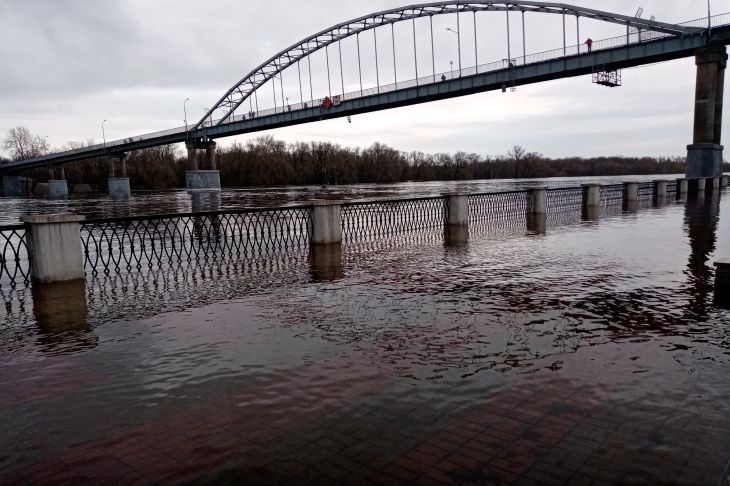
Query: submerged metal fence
[
  {"left": 80, "top": 207, "right": 312, "bottom": 275},
  {"left": 0, "top": 225, "right": 30, "bottom": 287},
  {"left": 469, "top": 191, "right": 531, "bottom": 225},
  {"left": 341, "top": 196, "right": 445, "bottom": 242},
  {"left": 0, "top": 178, "right": 718, "bottom": 286}
]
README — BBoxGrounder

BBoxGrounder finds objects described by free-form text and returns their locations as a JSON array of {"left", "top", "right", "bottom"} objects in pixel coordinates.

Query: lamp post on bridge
[
  {"left": 446, "top": 27, "right": 462, "bottom": 77},
  {"left": 102, "top": 119, "right": 108, "bottom": 149},
  {"left": 184, "top": 98, "right": 190, "bottom": 137}
]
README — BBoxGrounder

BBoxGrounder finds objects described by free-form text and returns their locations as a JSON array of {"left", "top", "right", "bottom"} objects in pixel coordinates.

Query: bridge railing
[
  {"left": 218, "top": 13, "right": 729, "bottom": 125},
  {"left": 2, "top": 177, "right": 723, "bottom": 287}
]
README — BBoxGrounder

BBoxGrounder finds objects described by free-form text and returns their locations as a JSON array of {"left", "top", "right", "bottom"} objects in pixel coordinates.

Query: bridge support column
[
  {"left": 445, "top": 193, "right": 469, "bottom": 245},
  {"left": 309, "top": 200, "right": 342, "bottom": 245},
  {"left": 21, "top": 214, "right": 86, "bottom": 283},
  {"left": 205, "top": 141, "right": 217, "bottom": 170},
  {"left": 48, "top": 166, "right": 69, "bottom": 199},
  {"left": 686, "top": 46, "right": 727, "bottom": 179},
  {"left": 186, "top": 140, "right": 220, "bottom": 191},
  {"left": 623, "top": 182, "right": 638, "bottom": 212},
  {"left": 108, "top": 154, "right": 130, "bottom": 198},
  {"left": 722, "top": 176, "right": 728, "bottom": 188},
  {"left": 2, "top": 175, "right": 22, "bottom": 197}
]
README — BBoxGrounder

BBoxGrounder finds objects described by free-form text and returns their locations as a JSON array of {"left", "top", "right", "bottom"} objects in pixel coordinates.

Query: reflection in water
[
  {"left": 1, "top": 188, "right": 730, "bottom": 484},
  {"left": 684, "top": 191, "right": 721, "bottom": 320},
  {"left": 526, "top": 212, "right": 547, "bottom": 235},
  {"left": 308, "top": 244, "right": 345, "bottom": 282},
  {"left": 31, "top": 280, "right": 96, "bottom": 350},
  {"left": 444, "top": 225, "right": 469, "bottom": 247}
]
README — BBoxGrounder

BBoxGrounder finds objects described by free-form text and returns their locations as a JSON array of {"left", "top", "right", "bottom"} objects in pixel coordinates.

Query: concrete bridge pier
[
  {"left": 48, "top": 166, "right": 69, "bottom": 199},
  {"left": 686, "top": 46, "right": 727, "bottom": 179},
  {"left": 108, "top": 153, "right": 130, "bottom": 198},
  {"left": 722, "top": 175, "right": 729, "bottom": 188},
  {"left": 186, "top": 140, "right": 221, "bottom": 192},
  {"left": 2, "top": 174, "right": 23, "bottom": 197}
]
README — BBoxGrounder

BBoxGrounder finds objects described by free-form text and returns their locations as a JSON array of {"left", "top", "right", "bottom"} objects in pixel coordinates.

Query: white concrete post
[
  {"left": 529, "top": 188, "right": 547, "bottom": 215},
  {"left": 582, "top": 184, "right": 601, "bottom": 208},
  {"left": 722, "top": 175, "right": 729, "bottom": 187},
  {"left": 21, "top": 213, "right": 86, "bottom": 283},
  {"left": 445, "top": 193, "right": 469, "bottom": 226},
  {"left": 654, "top": 180, "right": 668, "bottom": 199},
  {"left": 309, "top": 200, "right": 342, "bottom": 245},
  {"left": 623, "top": 182, "right": 639, "bottom": 203}
]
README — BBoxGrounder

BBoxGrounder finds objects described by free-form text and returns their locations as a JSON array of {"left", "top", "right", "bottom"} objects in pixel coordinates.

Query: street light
[
  {"left": 184, "top": 98, "right": 190, "bottom": 133},
  {"left": 102, "top": 119, "right": 108, "bottom": 149},
  {"left": 450, "top": 60, "right": 454, "bottom": 78},
  {"left": 446, "top": 27, "right": 462, "bottom": 77}
]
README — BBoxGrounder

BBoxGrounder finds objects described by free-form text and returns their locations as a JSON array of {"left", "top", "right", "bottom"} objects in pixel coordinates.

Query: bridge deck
[{"left": 3, "top": 23, "right": 730, "bottom": 172}]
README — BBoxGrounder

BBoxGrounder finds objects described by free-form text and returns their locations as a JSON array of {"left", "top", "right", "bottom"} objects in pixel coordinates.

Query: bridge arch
[{"left": 194, "top": 1, "right": 697, "bottom": 130}]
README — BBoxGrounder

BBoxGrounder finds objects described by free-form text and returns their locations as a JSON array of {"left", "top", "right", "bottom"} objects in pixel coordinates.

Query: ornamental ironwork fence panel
[
  {"left": 341, "top": 197, "right": 446, "bottom": 243},
  {"left": 80, "top": 207, "right": 312, "bottom": 275},
  {"left": 546, "top": 187, "right": 583, "bottom": 212},
  {"left": 0, "top": 224, "right": 30, "bottom": 287},
  {"left": 469, "top": 191, "right": 531, "bottom": 226}
]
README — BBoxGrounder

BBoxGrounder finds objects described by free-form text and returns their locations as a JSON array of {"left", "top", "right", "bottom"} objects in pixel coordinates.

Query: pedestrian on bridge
[{"left": 585, "top": 38, "right": 593, "bottom": 53}]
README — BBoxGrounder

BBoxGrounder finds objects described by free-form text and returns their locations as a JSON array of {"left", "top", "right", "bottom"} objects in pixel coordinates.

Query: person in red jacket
[{"left": 585, "top": 38, "right": 593, "bottom": 53}]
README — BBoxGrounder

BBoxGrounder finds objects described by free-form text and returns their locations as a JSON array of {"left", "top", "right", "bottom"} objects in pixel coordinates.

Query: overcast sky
[{"left": 0, "top": 0, "right": 726, "bottom": 159}]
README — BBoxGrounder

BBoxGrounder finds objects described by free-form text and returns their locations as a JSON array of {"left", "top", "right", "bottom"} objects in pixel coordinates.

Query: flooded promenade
[{"left": 1, "top": 177, "right": 729, "bottom": 484}]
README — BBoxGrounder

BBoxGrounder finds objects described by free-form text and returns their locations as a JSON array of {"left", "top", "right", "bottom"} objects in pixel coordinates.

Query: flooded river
[
  {"left": 0, "top": 174, "right": 686, "bottom": 225},
  {"left": 1, "top": 177, "right": 729, "bottom": 484}
]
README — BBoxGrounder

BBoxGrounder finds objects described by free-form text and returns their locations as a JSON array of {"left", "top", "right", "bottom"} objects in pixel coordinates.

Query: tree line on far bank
[{"left": 3, "top": 128, "right": 729, "bottom": 192}]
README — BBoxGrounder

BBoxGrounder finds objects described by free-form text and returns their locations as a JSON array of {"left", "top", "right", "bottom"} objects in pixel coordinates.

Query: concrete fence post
[
  {"left": 715, "top": 259, "right": 730, "bottom": 308},
  {"left": 526, "top": 188, "right": 547, "bottom": 234},
  {"left": 623, "top": 182, "right": 638, "bottom": 203},
  {"left": 582, "top": 184, "right": 601, "bottom": 207},
  {"left": 444, "top": 193, "right": 469, "bottom": 245},
  {"left": 21, "top": 213, "right": 86, "bottom": 283},
  {"left": 445, "top": 193, "right": 469, "bottom": 226},
  {"left": 582, "top": 184, "right": 601, "bottom": 221},
  {"left": 309, "top": 200, "right": 342, "bottom": 245},
  {"left": 623, "top": 182, "right": 639, "bottom": 212},
  {"left": 528, "top": 188, "right": 547, "bottom": 215},
  {"left": 653, "top": 180, "right": 668, "bottom": 204}
]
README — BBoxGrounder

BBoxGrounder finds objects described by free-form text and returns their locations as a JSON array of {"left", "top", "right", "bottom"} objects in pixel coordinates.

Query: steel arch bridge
[
  {"left": 197, "top": 1, "right": 697, "bottom": 130},
  {"left": 3, "top": 1, "right": 728, "bottom": 172}
]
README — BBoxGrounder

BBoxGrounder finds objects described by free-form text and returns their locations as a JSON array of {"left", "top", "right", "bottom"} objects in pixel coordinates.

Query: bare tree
[{"left": 3, "top": 126, "right": 49, "bottom": 161}]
